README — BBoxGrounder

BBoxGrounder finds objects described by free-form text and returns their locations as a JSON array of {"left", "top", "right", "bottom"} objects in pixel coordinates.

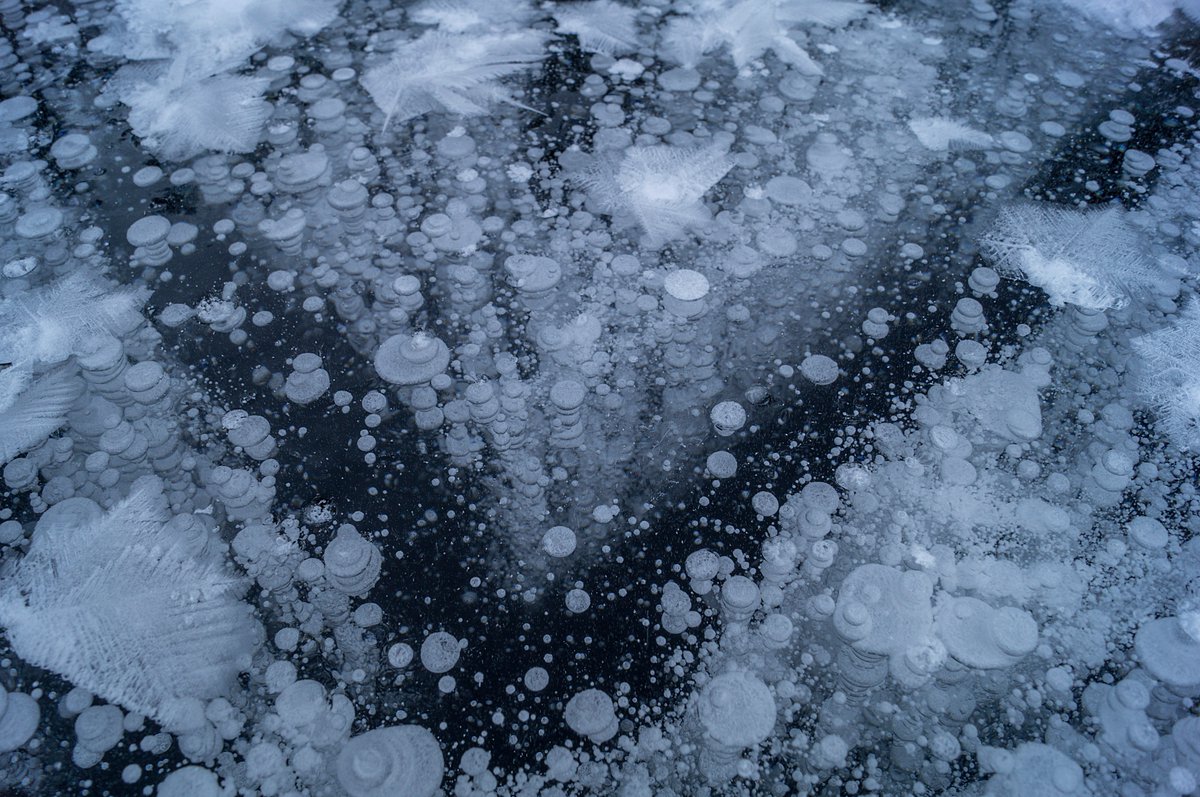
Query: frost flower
[
  {"left": 362, "top": 29, "right": 548, "bottom": 129},
  {"left": 582, "top": 143, "right": 733, "bottom": 244}
]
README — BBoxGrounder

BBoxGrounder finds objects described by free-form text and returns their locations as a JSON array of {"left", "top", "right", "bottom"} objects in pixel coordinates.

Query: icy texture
[
  {"left": 361, "top": 30, "right": 548, "bottom": 129},
  {"left": 980, "top": 204, "right": 1155, "bottom": 309},
  {"left": 0, "top": 0, "right": 1199, "bottom": 795},
  {"left": 552, "top": 0, "right": 640, "bottom": 54},
  {"left": 0, "top": 481, "right": 261, "bottom": 725},
  {"left": 581, "top": 143, "right": 734, "bottom": 243},
  {"left": 124, "top": 72, "right": 272, "bottom": 160},
  {"left": 0, "top": 367, "right": 83, "bottom": 466},
  {"left": 0, "top": 273, "right": 149, "bottom": 368}
]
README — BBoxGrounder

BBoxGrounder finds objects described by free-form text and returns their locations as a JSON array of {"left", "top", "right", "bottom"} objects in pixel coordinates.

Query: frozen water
[{"left": 0, "top": 0, "right": 1198, "bottom": 795}]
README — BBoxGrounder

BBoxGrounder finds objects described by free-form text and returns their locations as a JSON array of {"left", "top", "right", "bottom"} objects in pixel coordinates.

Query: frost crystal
[
  {"left": 361, "top": 30, "right": 548, "bottom": 129},
  {"left": 553, "top": 1, "right": 640, "bottom": 55},
  {"left": 124, "top": 71, "right": 272, "bottom": 160},
  {"left": 979, "top": 204, "right": 1154, "bottom": 310},
  {"left": 0, "top": 273, "right": 150, "bottom": 368},
  {"left": 115, "top": 0, "right": 340, "bottom": 71},
  {"left": 1133, "top": 301, "right": 1200, "bottom": 451},
  {"left": 0, "top": 482, "right": 261, "bottom": 726},
  {"left": 408, "top": 0, "right": 536, "bottom": 32},
  {"left": 662, "top": 0, "right": 868, "bottom": 72},
  {"left": 0, "top": 367, "right": 83, "bottom": 466},
  {"left": 581, "top": 143, "right": 733, "bottom": 243},
  {"left": 908, "top": 117, "right": 995, "bottom": 151}
]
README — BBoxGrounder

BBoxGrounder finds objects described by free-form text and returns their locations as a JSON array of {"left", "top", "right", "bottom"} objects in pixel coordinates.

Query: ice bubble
[
  {"left": 60, "top": 687, "right": 92, "bottom": 717},
  {"left": 524, "top": 667, "right": 550, "bottom": 692},
  {"left": 765, "top": 175, "right": 813, "bottom": 205},
  {"left": 1135, "top": 616, "right": 1200, "bottom": 690},
  {"left": 460, "top": 746, "right": 490, "bottom": 777},
  {"left": 698, "top": 670, "right": 776, "bottom": 749},
  {"left": 75, "top": 704, "right": 123, "bottom": 755},
  {"left": 323, "top": 524, "right": 382, "bottom": 597},
  {"left": 800, "top": 354, "right": 839, "bottom": 385},
  {"left": 686, "top": 549, "right": 721, "bottom": 582},
  {"left": 936, "top": 597, "right": 1038, "bottom": 669},
  {"left": 2, "top": 256, "right": 37, "bottom": 278},
  {"left": 336, "top": 725, "right": 444, "bottom": 797},
  {"left": 751, "top": 491, "right": 779, "bottom": 516},
  {"left": 1127, "top": 516, "right": 1168, "bottom": 550},
  {"left": 565, "top": 688, "right": 618, "bottom": 743},
  {"left": 542, "top": 526, "right": 578, "bottom": 558},
  {"left": 663, "top": 268, "right": 710, "bottom": 302},
  {"left": 374, "top": 332, "right": 451, "bottom": 386},
  {"left": 706, "top": 450, "right": 738, "bottom": 478},
  {"left": 157, "top": 766, "right": 225, "bottom": 797},
  {"left": 710, "top": 401, "right": 747, "bottom": 436},
  {"left": 284, "top": 353, "right": 330, "bottom": 405},
  {"left": 0, "top": 691, "right": 39, "bottom": 752},
  {"left": 420, "top": 632, "right": 461, "bottom": 674},
  {"left": 387, "top": 643, "right": 414, "bottom": 669},
  {"left": 0, "top": 96, "right": 37, "bottom": 123},
  {"left": 275, "top": 680, "right": 327, "bottom": 727},
  {"left": 834, "top": 565, "right": 933, "bottom": 656}
]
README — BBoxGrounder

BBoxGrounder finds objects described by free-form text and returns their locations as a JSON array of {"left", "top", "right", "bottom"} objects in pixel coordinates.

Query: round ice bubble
[
  {"left": 936, "top": 597, "right": 1038, "bottom": 669},
  {"left": 710, "top": 401, "right": 747, "bottom": 436},
  {"left": 157, "top": 766, "right": 225, "bottom": 797},
  {"left": 706, "top": 450, "right": 738, "bottom": 478},
  {"left": 387, "top": 643, "right": 414, "bottom": 669},
  {"left": 698, "top": 670, "right": 776, "bottom": 749},
  {"left": 686, "top": 549, "right": 720, "bottom": 582},
  {"left": 542, "top": 526, "right": 577, "bottom": 558},
  {"left": 420, "top": 632, "right": 461, "bottom": 674},
  {"left": 323, "top": 524, "right": 381, "bottom": 597},
  {"left": 336, "top": 725, "right": 444, "bottom": 797},
  {"left": 524, "top": 667, "right": 550, "bottom": 692},
  {"left": 1127, "top": 516, "right": 1168, "bottom": 549},
  {"left": 75, "top": 704, "right": 123, "bottom": 753},
  {"left": 800, "top": 354, "right": 839, "bottom": 385},
  {"left": 752, "top": 491, "right": 779, "bottom": 516},
  {"left": 374, "top": 332, "right": 451, "bottom": 385},
  {"left": 765, "top": 175, "right": 812, "bottom": 205},
  {"left": 565, "top": 688, "right": 618, "bottom": 743},
  {"left": 834, "top": 565, "right": 933, "bottom": 656},
  {"left": 275, "top": 680, "right": 327, "bottom": 727},
  {"left": 0, "top": 691, "right": 39, "bottom": 752},
  {"left": 460, "top": 746, "right": 490, "bottom": 777},
  {"left": 566, "top": 588, "right": 592, "bottom": 613},
  {"left": 1135, "top": 616, "right": 1200, "bottom": 690},
  {"left": 663, "top": 268, "right": 710, "bottom": 301}
]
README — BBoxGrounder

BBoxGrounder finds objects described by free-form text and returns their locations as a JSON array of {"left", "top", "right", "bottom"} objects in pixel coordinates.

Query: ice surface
[{"left": 0, "top": 0, "right": 1198, "bottom": 795}]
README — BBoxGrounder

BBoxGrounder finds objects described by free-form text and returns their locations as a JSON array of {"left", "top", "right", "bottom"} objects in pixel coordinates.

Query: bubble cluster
[{"left": 0, "top": 0, "right": 1198, "bottom": 795}]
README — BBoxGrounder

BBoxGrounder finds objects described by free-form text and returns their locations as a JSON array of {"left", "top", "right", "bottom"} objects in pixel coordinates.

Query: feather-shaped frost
[
  {"left": 979, "top": 204, "right": 1154, "bottom": 310},
  {"left": 660, "top": 16, "right": 712, "bottom": 68},
  {"left": 409, "top": 0, "right": 536, "bottom": 32},
  {"left": 125, "top": 71, "right": 272, "bottom": 161},
  {"left": 582, "top": 144, "right": 733, "bottom": 243},
  {"left": 1133, "top": 301, "right": 1200, "bottom": 451},
  {"left": 717, "top": 0, "right": 801, "bottom": 70},
  {"left": 661, "top": 0, "right": 864, "bottom": 72},
  {"left": 908, "top": 117, "right": 995, "bottom": 151},
  {"left": 0, "top": 364, "right": 32, "bottom": 414},
  {"left": 362, "top": 30, "right": 548, "bottom": 129},
  {"left": 775, "top": 0, "right": 870, "bottom": 28},
  {"left": 0, "top": 273, "right": 150, "bottom": 368},
  {"left": 116, "top": 0, "right": 340, "bottom": 70},
  {"left": 0, "top": 367, "right": 84, "bottom": 466},
  {"left": 0, "top": 482, "right": 261, "bottom": 725},
  {"left": 553, "top": 1, "right": 640, "bottom": 55}
]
